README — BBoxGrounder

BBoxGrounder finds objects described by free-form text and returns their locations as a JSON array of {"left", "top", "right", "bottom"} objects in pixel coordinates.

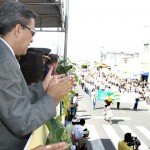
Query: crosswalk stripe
[
  {"left": 78, "top": 115, "right": 131, "bottom": 120},
  {"left": 86, "top": 124, "right": 105, "bottom": 150},
  {"left": 136, "top": 126, "right": 150, "bottom": 141},
  {"left": 119, "top": 125, "right": 148, "bottom": 150},
  {"left": 94, "top": 116, "right": 131, "bottom": 120},
  {"left": 85, "top": 123, "right": 150, "bottom": 150},
  {"left": 103, "top": 125, "right": 121, "bottom": 149}
]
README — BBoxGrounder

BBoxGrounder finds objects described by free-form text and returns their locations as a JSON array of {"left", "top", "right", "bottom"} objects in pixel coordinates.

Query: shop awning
[{"left": 136, "top": 72, "right": 149, "bottom": 76}]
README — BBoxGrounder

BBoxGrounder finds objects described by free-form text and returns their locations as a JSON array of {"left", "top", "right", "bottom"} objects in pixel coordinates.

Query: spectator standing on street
[
  {"left": 72, "top": 93, "right": 79, "bottom": 116},
  {"left": 91, "top": 88, "right": 97, "bottom": 109},
  {"left": 81, "top": 75, "right": 85, "bottom": 90},
  {"left": 65, "top": 118, "right": 77, "bottom": 149},
  {"left": 133, "top": 91, "right": 141, "bottom": 110},
  {"left": 144, "top": 89, "right": 150, "bottom": 104}
]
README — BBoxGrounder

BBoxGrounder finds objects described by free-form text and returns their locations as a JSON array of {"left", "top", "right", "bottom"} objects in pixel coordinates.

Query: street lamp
[{"left": 99, "top": 46, "right": 104, "bottom": 63}]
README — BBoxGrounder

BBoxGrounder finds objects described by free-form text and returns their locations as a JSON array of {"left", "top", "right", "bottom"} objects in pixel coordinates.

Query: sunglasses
[{"left": 20, "top": 24, "right": 36, "bottom": 37}]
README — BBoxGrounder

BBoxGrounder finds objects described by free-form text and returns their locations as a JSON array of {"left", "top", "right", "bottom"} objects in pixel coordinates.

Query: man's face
[{"left": 17, "top": 18, "right": 35, "bottom": 55}]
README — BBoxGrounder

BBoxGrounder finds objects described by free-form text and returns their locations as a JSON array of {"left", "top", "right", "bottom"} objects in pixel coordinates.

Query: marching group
[{"left": 79, "top": 68, "right": 150, "bottom": 108}]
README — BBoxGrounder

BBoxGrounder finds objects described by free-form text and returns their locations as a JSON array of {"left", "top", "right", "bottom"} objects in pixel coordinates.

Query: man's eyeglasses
[{"left": 20, "top": 24, "right": 36, "bottom": 37}]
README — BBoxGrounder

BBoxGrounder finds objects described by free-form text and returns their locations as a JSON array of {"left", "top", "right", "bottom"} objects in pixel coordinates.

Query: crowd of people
[
  {"left": 64, "top": 91, "right": 90, "bottom": 150},
  {"left": 65, "top": 118, "right": 89, "bottom": 150},
  {"left": 79, "top": 68, "right": 150, "bottom": 110}
]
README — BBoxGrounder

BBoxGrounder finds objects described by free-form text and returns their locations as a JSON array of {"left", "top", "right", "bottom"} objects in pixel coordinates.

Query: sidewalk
[{"left": 74, "top": 85, "right": 105, "bottom": 150}]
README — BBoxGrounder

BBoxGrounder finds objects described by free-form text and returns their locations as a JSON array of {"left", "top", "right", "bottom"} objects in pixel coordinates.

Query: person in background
[
  {"left": 78, "top": 128, "right": 89, "bottom": 150},
  {"left": 118, "top": 133, "right": 139, "bottom": 150},
  {"left": 19, "top": 48, "right": 68, "bottom": 150},
  {"left": 81, "top": 75, "right": 85, "bottom": 90},
  {"left": 65, "top": 118, "right": 77, "bottom": 149},
  {"left": 72, "top": 119, "right": 86, "bottom": 150},
  {"left": 19, "top": 48, "right": 44, "bottom": 85},
  {"left": 144, "top": 89, "right": 150, "bottom": 104},
  {"left": 65, "top": 109, "right": 73, "bottom": 126},
  {"left": 133, "top": 91, "right": 141, "bottom": 111},
  {"left": 91, "top": 88, "right": 97, "bottom": 110},
  {"left": 71, "top": 93, "right": 79, "bottom": 116},
  {"left": 0, "top": 1, "right": 73, "bottom": 149},
  {"left": 104, "top": 98, "right": 113, "bottom": 124},
  {"left": 43, "top": 53, "right": 59, "bottom": 78}
]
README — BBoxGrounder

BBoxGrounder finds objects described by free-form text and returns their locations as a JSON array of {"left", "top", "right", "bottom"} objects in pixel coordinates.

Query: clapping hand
[
  {"left": 32, "top": 142, "right": 66, "bottom": 150},
  {"left": 43, "top": 67, "right": 65, "bottom": 91},
  {"left": 46, "top": 76, "right": 74, "bottom": 105}
]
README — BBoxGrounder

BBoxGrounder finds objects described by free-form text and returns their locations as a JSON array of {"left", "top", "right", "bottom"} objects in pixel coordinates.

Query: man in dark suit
[{"left": 0, "top": 1, "right": 73, "bottom": 150}]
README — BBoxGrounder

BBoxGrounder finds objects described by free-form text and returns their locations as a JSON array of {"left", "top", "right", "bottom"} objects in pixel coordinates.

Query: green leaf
[
  {"left": 56, "top": 65, "right": 73, "bottom": 75},
  {"left": 59, "top": 60, "right": 66, "bottom": 65},
  {"left": 46, "top": 118, "right": 65, "bottom": 144},
  {"left": 56, "top": 65, "right": 66, "bottom": 74},
  {"left": 64, "top": 65, "right": 72, "bottom": 73},
  {"left": 55, "top": 116, "right": 62, "bottom": 122}
]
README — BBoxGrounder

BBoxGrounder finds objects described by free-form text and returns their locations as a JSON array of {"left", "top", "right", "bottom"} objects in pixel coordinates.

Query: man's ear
[{"left": 14, "top": 24, "right": 22, "bottom": 38}]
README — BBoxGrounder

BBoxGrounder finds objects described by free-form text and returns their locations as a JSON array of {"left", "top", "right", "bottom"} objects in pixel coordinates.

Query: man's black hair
[
  {"left": 80, "top": 119, "right": 85, "bottom": 126},
  {"left": 124, "top": 133, "right": 132, "bottom": 142}
]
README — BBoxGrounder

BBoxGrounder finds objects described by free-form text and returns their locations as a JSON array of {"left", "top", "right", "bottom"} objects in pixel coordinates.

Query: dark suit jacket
[{"left": 0, "top": 39, "right": 56, "bottom": 150}]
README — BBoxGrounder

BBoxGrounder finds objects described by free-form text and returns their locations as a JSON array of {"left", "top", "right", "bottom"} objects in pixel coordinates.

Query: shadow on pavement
[
  {"left": 77, "top": 115, "right": 92, "bottom": 120},
  {"left": 94, "top": 107, "right": 104, "bottom": 110},
  {"left": 111, "top": 108, "right": 148, "bottom": 111},
  {"left": 101, "top": 138, "right": 116, "bottom": 150},
  {"left": 77, "top": 110, "right": 87, "bottom": 112},
  {"left": 87, "top": 138, "right": 116, "bottom": 150},
  {"left": 78, "top": 96, "right": 84, "bottom": 99},
  {"left": 111, "top": 119, "right": 124, "bottom": 124}
]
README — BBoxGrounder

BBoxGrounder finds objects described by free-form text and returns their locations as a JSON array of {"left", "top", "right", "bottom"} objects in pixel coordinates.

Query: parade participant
[
  {"left": 133, "top": 91, "right": 141, "bottom": 110},
  {"left": 91, "top": 88, "right": 97, "bottom": 109},
  {"left": 104, "top": 97, "right": 113, "bottom": 124}
]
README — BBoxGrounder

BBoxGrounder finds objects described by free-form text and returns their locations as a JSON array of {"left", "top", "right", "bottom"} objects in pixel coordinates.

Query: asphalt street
[{"left": 74, "top": 85, "right": 150, "bottom": 150}]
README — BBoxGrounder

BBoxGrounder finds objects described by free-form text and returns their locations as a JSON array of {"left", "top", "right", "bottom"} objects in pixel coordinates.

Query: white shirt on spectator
[{"left": 72, "top": 124, "right": 85, "bottom": 140}]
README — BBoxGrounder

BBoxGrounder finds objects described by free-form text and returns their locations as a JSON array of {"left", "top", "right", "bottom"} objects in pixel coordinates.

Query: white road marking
[
  {"left": 86, "top": 124, "right": 105, "bottom": 150},
  {"left": 136, "top": 126, "right": 150, "bottom": 141},
  {"left": 103, "top": 125, "right": 121, "bottom": 149}
]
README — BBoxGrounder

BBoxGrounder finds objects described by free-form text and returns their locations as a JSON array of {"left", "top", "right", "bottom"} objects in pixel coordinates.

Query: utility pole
[{"left": 64, "top": 0, "right": 69, "bottom": 66}]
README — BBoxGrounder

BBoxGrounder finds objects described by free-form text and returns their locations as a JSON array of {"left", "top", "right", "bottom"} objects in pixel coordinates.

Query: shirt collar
[{"left": 0, "top": 38, "right": 20, "bottom": 68}]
